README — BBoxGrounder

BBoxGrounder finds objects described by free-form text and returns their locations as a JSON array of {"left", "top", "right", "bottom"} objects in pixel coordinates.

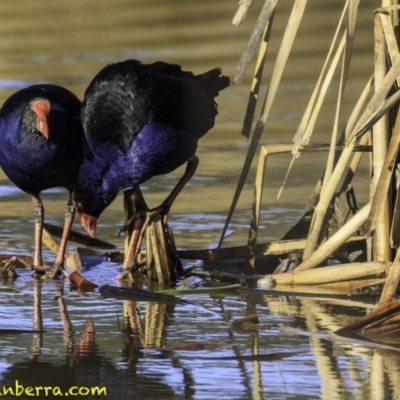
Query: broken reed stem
[
  {"left": 232, "top": 0, "right": 256, "bottom": 26},
  {"left": 270, "top": 261, "right": 389, "bottom": 286},
  {"left": 41, "top": 228, "right": 81, "bottom": 271}
]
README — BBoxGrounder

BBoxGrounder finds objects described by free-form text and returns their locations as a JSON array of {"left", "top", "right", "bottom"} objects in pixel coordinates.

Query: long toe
[{"left": 49, "top": 263, "right": 64, "bottom": 279}]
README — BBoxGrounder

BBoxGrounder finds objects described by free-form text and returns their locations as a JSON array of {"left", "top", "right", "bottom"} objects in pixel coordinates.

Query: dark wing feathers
[{"left": 82, "top": 59, "right": 230, "bottom": 150}]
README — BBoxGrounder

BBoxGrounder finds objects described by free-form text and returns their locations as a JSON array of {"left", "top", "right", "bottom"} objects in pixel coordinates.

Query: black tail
[{"left": 198, "top": 68, "right": 230, "bottom": 98}]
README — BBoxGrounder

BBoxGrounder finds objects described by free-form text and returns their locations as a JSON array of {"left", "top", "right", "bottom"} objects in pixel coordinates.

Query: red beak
[
  {"left": 77, "top": 212, "right": 97, "bottom": 238},
  {"left": 32, "top": 99, "right": 51, "bottom": 139}
]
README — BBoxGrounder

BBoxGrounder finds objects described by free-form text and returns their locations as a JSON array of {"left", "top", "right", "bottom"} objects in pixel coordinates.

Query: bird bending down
[
  {"left": 73, "top": 59, "right": 230, "bottom": 277},
  {"left": 0, "top": 84, "right": 84, "bottom": 277}
]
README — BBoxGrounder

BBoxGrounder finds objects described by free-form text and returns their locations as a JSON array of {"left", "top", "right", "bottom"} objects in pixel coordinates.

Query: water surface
[{"left": 0, "top": 1, "right": 397, "bottom": 399}]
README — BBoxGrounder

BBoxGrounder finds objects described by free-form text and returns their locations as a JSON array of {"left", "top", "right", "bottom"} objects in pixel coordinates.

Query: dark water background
[{"left": 1, "top": 1, "right": 399, "bottom": 399}]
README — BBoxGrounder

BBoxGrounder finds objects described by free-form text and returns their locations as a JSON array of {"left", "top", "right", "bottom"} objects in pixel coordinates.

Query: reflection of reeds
[
  {"left": 123, "top": 300, "right": 145, "bottom": 349},
  {"left": 144, "top": 302, "right": 169, "bottom": 348},
  {"left": 266, "top": 295, "right": 400, "bottom": 399}
]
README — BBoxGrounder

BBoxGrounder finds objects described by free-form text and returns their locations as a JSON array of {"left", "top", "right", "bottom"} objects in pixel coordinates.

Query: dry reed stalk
[
  {"left": 269, "top": 283, "right": 382, "bottom": 299},
  {"left": 146, "top": 217, "right": 176, "bottom": 285},
  {"left": 41, "top": 230, "right": 96, "bottom": 288},
  {"left": 372, "top": 10, "right": 391, "bottom": 262},
  {"left": 320, "top": 0, "right": 357, "bottom": 189},
  {"left": 378, "top": 3, "right": 400, "bottom": 33},
  {"left": 296, "top": 202, "right": 371, "bottom": 271},
  {"left": 270, "top": 261, "right": 389, "bottom": 286},
  {"left": 343, "top": 77, "right": 374, "bottom": 142},
  {"left": 292, "top": 2, "right": 349, "bottom": 151}
]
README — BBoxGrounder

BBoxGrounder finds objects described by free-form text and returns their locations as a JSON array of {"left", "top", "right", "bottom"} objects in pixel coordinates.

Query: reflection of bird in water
[
  {"left": 0, "top": 318, "right": 184, "bottom": 399},
  {"left": 0, "top": 85, "right": 84, "bottom": 277},
  {"left": 72, "top": 59, "right": 230, "bottom": 275}
]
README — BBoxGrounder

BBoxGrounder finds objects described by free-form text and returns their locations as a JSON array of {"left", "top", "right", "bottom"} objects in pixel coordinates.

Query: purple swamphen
[
  {"left": 0, "top": 84, "right": 84, "bottom": 277},
  {"left": 72, "top": 59, "right": 230, "bottom": 277}
]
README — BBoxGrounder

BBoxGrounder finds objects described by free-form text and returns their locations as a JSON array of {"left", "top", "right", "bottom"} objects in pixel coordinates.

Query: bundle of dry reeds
[{"left": 214, "top": 0, "right": 400, "bottom": 306}]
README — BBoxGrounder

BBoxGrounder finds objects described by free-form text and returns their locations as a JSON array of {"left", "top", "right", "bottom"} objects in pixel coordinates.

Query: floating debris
[{"left": 0, "top": 257, "right": 21, "bottom": 280}]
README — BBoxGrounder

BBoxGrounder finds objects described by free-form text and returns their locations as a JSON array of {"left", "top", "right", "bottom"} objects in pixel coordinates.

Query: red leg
[
  {"left": 117, "top": 186, "right": 147, "bottom": 281},
  {"left": 32, "top": 195, "right": 44, "bottom": 269},
  {"left": 49, "top": 195, "right": 75, "bottom": 279}
]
